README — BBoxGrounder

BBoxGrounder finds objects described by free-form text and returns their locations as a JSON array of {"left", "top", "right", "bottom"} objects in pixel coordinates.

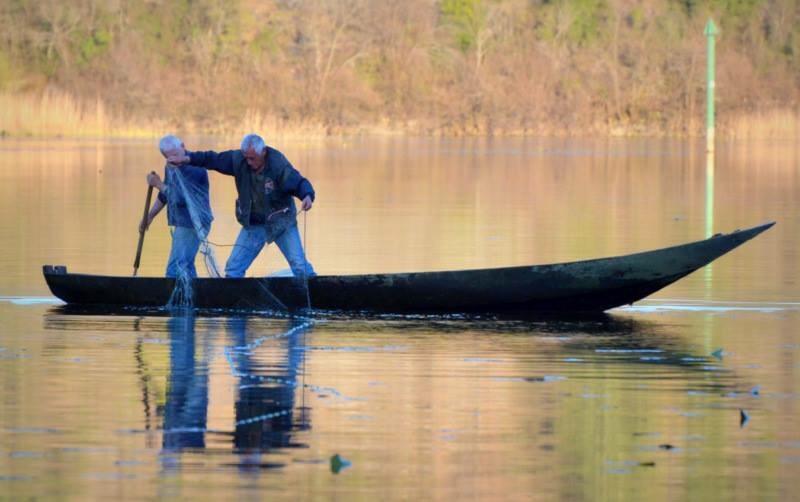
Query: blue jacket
[
  {"left": 157, "top": 164, "right": 212, "bottom": 229},
  {"left": 188, "top": 147, "right": 314, "bottom": 242}
]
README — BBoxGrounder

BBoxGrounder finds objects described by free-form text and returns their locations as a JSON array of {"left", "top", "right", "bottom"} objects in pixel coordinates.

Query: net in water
[{"left": 167, "top": 166, "right": 222, "bottom": 278}]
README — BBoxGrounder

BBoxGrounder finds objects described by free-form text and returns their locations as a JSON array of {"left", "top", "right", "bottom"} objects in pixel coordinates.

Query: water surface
[{"left": 0, "top": 137, "right": 797, "bottom": 499}]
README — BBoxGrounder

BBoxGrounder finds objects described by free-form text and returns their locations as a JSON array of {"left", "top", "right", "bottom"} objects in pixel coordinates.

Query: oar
[{"left": 133, "top": 174, "right": 156, "bottom": 276}]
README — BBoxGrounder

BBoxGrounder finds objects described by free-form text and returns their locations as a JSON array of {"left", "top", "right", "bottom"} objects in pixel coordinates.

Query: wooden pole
[{"left": 133, "top": 184, "right": 155, "bottom": 276}]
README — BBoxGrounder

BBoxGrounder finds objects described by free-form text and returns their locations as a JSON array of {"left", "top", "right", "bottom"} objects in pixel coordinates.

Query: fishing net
[
  {"left": 164, "top": 166, "right": 309, "bottom": 313},
  {"left": 167, "top": 166, "right": 222, "bottom": 278}
]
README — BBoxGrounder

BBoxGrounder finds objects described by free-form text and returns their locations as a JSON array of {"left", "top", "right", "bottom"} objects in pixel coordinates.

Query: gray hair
[
  {"left": 158, "top": 134, "right": 183, "bottom": 153},
  {"left": 240, "top": 133, "right": 266, "bottom": 154}
]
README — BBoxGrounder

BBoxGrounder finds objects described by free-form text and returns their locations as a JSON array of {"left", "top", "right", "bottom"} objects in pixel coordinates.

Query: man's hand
[
  {"left": 164, "top": 147, "right": 189, "bottom": 166},
  {"left": 300, "top": 195, "right": 313, "bottom": 212},
  {"left": 146, "top": 172, "right": 165, "bottom": 191}
]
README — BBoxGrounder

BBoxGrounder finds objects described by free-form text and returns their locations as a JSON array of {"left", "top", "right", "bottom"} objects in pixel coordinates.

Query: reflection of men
[
  {"left": 227, "top": 317, "right": 309, "bottom": 451},
  {"left": 165, "top": 134, "right": 315, "bottom": 278},
  {"left": 162, "top": 314, "right": 208, "bottom": 451},
  {"left": 140, "top": 135, "right": 213, "bottom": 278}
]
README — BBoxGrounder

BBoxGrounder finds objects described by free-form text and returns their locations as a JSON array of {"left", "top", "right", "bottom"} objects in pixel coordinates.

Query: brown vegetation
[{"left": 0, "top": 0, "right": 798, "bottom": 138}]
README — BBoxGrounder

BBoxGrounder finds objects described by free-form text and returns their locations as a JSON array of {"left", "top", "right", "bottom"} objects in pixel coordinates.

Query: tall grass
[
  {"left": 0, "top": 89, "right": 164, "bottom": 138},
  {"left": 0, "top": 90, "right": 333, "bottom": 140},
  {"left": 724, "top": 109, "right": 800, "bottom": 141},
  {"left": 2, "top": 90, "right": 799, "bottom": 140},
  {"left": 221, "top": 108, "right": 329, "bottom": 141}
]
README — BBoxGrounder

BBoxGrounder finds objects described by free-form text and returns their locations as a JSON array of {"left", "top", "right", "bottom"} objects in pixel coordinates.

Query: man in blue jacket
[
  {"left": 164, "top": 133, "right": 315, "bottom": 279},
  {"left": 140, "top": 135, "right": 213, "bottom": 278}
]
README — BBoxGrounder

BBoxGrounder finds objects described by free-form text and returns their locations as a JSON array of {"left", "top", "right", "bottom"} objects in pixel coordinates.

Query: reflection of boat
[{"left": 42, "top": 222, "right": 774, "bottom": 314}]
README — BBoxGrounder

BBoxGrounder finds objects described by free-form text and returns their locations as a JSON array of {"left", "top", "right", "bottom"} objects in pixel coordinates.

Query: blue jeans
[
  {"left": 225, "top": 224, "right": 315, "bottom": 278},
  {"left": 166, "top": 226, "right": 202, "bottom": 278}
]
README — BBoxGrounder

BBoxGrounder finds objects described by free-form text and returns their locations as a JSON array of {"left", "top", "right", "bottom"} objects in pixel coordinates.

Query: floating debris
[
  {"left": 750, "top": 385, "right": 761, "bottom": 396},
  {"left": 532, "top": 375, "right": 567, "bottom": 383},
  {"left": 639, "top": 461, "right": 656, "bottom": 467},
  {"left": 632, "top": 432, "right": 661, "bottom": 438},
  {"left": 330, "top": 454, "right": 352, "bottom": 474},
  {"left": 658, "top": 444, "right": 676, "bottom": 450},
  {"left": 711, "top": 348, "right": 726, "bottom": 360},
  {"left": 740, "top": 409, "right": 750, "bottom": 428}
]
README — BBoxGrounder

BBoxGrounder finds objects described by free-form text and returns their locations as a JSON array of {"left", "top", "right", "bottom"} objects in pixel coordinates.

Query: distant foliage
[
  {"left": 441, "top": 0, "right": 487, "bottom": 51},
  {"left": 0, "top": 0, "right": 797, "bottom": 135}
]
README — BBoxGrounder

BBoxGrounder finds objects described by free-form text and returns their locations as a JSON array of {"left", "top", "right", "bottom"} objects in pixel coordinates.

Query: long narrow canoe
[{"left": 43, "top": 222, "right": 774, "bottom": 315}]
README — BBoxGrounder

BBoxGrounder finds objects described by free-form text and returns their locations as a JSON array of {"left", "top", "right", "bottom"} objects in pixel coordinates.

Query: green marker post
[
  {"left": 705, "top": 19, "right": 718, "bottom": 154},
  {"left": 704, "top": 20, "right": 718, "bottom": 288}
]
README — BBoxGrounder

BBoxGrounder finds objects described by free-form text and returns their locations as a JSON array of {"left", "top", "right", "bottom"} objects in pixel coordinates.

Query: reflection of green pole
[
  {"left": 705, "top": 152, "right": 714, "bottom": 238},
  {"left": 705, "top": 151, "right": 715, "bottom": 290},
  {"left": 705, "top": 19, "right": 718, "bottom": 154}
]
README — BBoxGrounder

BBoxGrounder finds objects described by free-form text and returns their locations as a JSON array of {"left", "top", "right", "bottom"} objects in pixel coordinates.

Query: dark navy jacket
[
  {"left": 157, "top": 164, "right": 212, "bottom": 229},
  {"left": 188, "top": 147, "right": 314, "bottom": 242}
]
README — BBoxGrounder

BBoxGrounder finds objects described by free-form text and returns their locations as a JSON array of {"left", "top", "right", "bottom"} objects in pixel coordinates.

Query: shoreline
[{"left": 1, "top": 92, "right": 797, "bottom": 141}]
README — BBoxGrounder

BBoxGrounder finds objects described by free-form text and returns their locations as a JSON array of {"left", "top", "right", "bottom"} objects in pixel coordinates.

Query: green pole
[{"left": 705, "top": 19, "right": 718, "bottom": 153}]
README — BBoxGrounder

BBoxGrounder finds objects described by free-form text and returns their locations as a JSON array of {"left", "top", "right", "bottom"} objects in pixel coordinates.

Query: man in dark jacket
[
  {"left": 164, "top": 134, "right": 315, "bottom": 278},
  {"left": 140, "top": 135, "right": 213, "bottom": 278}
]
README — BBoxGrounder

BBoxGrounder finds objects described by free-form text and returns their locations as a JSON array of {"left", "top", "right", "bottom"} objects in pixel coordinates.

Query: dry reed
[
  {"left": 0, "top": 89, "right": 165, "bottom": 138},
  {"left": 2, "top": 90, "right": 799, "bottom": 140},
  {"left": 724, "top": 108, "right": 800, "bottom": 141}
]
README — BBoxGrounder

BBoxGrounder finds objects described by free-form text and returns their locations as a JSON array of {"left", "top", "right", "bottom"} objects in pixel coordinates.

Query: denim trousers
[
  {"left": 224, "top": 224, "right": 315, "bottom": 278},
  {"left": 166, "top": 226, "right": 202, "bottom": 278}
]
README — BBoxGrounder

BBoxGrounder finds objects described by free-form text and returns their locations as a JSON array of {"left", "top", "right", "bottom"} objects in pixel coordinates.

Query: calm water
[{"left": 0, "top": 137, "right": 798, "bottom": 499}]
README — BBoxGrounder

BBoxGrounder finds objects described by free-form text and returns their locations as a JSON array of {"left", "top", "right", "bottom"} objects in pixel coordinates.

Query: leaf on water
[{"left": 330, "top": 453, "right": 352, "bottom": 474}]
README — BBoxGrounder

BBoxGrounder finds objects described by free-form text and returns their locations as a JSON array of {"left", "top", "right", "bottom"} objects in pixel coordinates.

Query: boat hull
[{"left": 43, "top": 222, "right": 775, "bottom": 314}]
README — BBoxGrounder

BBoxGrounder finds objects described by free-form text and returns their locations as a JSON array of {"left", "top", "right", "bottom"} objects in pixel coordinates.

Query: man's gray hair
[
  {"left": 240, "top": 134, "right": 266, "bottom": 154},
  {"left": 158, "top": 134, "right": 183, "bottom": 153}
]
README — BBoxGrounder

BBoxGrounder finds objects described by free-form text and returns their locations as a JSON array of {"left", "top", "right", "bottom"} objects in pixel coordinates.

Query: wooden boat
[{"left": 43, "top": 222, "right": 774, "bottom": 315}]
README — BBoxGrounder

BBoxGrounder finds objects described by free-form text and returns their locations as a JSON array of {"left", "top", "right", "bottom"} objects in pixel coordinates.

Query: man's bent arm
[
  {"left": 294, "top": 178, "right": 315, "bottom": 202},
  {"left": 149, "top": 198, "right": 166, "bottom": 220},
  {"left": 140, "top": 198, "right": 165, "bottom": 232},
  {"left": 187, "top": 150, "right": 236, "bottom": 176}
]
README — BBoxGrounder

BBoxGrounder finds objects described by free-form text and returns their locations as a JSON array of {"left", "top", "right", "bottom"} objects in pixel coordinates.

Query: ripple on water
[
  {"left": 0, "top": 296, "right": 63, "bottom": 306},
  {"left": 617, "top": 299, "right": 800, "bottom": 314}
]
